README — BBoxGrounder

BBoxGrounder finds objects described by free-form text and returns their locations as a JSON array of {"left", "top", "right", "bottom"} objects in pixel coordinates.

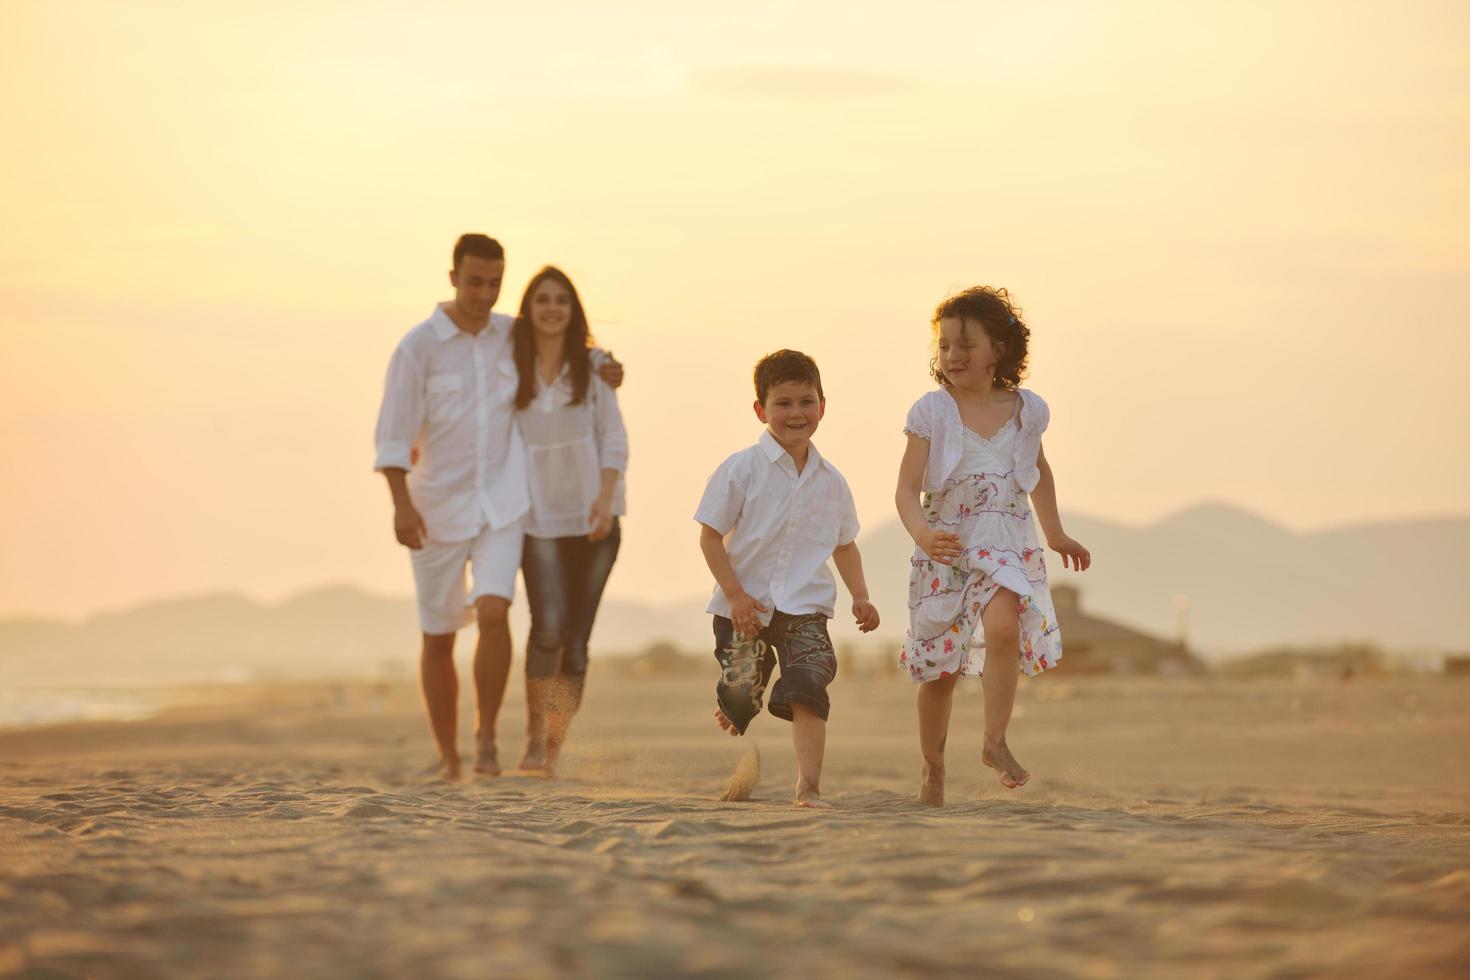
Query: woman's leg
[
  {"left": 916, "top": 672, "right": 960, "bottom": 806},
  {"left": 979, "top": 588, "right": 1029, "bottom": 788},
  {"left": 546, "top": 521, "right": 621, "bottom": 765},
  {"left": 520, "top": 535, "right": 569, "bottom": 771}
]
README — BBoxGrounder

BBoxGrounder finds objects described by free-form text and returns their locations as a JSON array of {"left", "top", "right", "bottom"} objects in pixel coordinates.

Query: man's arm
[
  {"left": 374, "top": 343, "right": 428, "bottom": 549},
  {"left": 383, "top": 468, "right": 427, "bottom": 549}
]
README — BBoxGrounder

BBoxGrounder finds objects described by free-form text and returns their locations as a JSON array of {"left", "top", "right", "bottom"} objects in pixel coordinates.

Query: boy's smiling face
[{"left": 755, "top": 380, "right": 825, "bottom": 451}]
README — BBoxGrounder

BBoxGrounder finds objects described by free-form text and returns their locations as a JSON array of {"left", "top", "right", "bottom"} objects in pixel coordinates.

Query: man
[{"left": 374, "top": 234, "right": 622, "bottom": 780}]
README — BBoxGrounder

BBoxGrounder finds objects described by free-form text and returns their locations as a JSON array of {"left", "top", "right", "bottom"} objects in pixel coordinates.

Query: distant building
[{"left": 1049, "top": 585, "right": 1202, "bottom": 674}]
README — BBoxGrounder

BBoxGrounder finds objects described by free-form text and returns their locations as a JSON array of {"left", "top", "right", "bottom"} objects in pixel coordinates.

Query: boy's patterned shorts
[{"left": 712, "top": 611, "right": 837, "bottom": 734}]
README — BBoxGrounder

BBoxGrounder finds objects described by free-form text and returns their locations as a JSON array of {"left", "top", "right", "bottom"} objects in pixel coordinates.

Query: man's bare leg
[
  {"left": 791, "top": 704, "right": 831, "bottom": 810},
  {"left": 979, "top": 589, "right": 1030, "bottom": 789},
  {"left": 420, "top": 632, "right": 461, "bottom": 780},
  {"left": 916, "top": 672, "right": 959, "bottom": 806},
  {"left": 472, "top": 596, "right": 513, "bottom": 776}
]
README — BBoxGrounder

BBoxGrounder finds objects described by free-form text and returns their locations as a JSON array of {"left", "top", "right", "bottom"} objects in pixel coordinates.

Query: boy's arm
[
  {"left": 698, "top": 524, "right": 766, "bottom": 637},
  {"left": 1029, "top": 444, "right": 1091, "bottom": 571},
  {"left": 895, "top": 433, "right": 961, "bottom": 564},
  {"left": 831, "top": 541, "right": 880, "bottom": 632}
]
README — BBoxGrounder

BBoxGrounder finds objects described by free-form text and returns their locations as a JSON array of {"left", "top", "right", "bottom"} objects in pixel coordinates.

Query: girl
[
  {"left": 512, "top": 266, "right": 629, "bottom": 774},
  {"left": 895, "top": 286, "right": 1090, "bottom": 805}
]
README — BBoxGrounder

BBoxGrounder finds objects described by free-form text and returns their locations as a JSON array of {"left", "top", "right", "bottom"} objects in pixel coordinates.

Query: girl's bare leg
[
  {"left": 979, "top": 588, "right": 1029, "bottom": 788},
  {"left": 916, "top": 673, "right": 960, "bottom": 806}
]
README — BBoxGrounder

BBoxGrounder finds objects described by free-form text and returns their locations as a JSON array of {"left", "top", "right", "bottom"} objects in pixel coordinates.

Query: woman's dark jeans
[{"left": 522, "top": 519, "right": 621, "bottom": 678}]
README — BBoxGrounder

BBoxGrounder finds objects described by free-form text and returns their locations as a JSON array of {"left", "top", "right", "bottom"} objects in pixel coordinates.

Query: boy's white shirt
[{"left": 694, "top": 431, "right": 860, "bottom": 625}]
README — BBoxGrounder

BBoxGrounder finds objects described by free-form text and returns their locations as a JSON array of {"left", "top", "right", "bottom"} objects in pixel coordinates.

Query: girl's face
[
  {"left": 937, "top": 316, "right": 1000, "bottom": 390},
  {"left": 529, "top": 278, "right": 574, "bottom": 338}
]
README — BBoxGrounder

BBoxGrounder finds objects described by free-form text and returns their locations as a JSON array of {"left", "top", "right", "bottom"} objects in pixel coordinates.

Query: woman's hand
[
  {"left": 1048, "top": 534, "right": 1091, "bottom": 571},
  {"left": 588, "top": 494, "right": 615, "bottom": 542},
  {"left": 917, "top": 528, "right": 963, "bottom": 565}
]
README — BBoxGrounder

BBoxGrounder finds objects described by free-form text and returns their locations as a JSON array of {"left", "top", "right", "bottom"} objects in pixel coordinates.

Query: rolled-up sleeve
[
  {"left": 693, "top": 454, "right": 748, "bottom": 535},
  {"left": 592, "top": 377, "right": 629, "bottom": 473},
  {"left": 373, "top": 342, "right": 424, "bottom": 472}
]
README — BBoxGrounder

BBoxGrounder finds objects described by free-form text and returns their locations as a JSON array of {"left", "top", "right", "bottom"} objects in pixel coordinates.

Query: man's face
[
  {"left": 449, "top": 255, "right": 505, "bottom": 323},
  {"left": 755, "top": 380, "right": 825, "bottom": 450}
]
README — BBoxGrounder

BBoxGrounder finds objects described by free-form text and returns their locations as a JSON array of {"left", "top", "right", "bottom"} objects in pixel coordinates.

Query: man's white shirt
[
  {"left": 694, "top": 431, "right": 860, "bottom": 624},
  {"left": 374, "top": 306, "right": 529, "bottom": 542}
]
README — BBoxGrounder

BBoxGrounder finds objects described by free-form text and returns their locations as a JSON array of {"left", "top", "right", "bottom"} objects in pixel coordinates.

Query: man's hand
[
  {"left": 918, "top": 528, "right": 963, "bottom": 565},
  {"left": 394, "top": 503, "right": 427, "bottom": 550},
  {"left": 588, "top": 494, "right": 615, "bottom": 542},
  {"left": 597, "top": 351, "right": 624, "bottom": 389},
  {"left": 852, "top": 599, "right": 880, "bottom": 633},
  {"left": 726, "top": 590, "right": 767, "bottom": 639}
]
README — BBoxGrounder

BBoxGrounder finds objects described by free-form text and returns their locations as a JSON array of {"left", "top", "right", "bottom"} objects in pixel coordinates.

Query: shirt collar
[
  {"left": 757, "top": 430, "right": 826, "bottom": 471},
  {"left": 431, "top": 304, "right": 508, "bottom": 342}
]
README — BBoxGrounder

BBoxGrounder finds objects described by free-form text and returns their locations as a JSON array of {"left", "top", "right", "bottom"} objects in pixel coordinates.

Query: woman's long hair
[{"left": 512, "top": 266, "right": 596, "bottom": 410}]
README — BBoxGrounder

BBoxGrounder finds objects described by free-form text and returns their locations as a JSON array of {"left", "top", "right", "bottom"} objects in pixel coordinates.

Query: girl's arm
[
  {"left": 895, "top": 433, "right": 961, "bottom": 564},
  {"left": 1030, "top": 443, "right": 1091, "bottom": 571}
]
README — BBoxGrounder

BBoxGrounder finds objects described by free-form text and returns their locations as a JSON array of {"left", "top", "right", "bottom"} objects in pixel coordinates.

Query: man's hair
[
  {"left": 753, "top": 349, "right": 824, "bottom": 404},
  {"left": 452, "top": 233, "right": 504, "bottom": 270}
]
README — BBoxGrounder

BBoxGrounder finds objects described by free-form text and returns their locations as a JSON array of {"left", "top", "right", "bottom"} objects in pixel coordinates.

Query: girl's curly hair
[{"left": 929, "top": 286, "right": 1029, "bottom": 389}]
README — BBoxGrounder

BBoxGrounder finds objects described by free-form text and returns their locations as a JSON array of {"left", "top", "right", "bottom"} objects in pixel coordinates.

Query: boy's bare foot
[
  {"left": 473, "top": 741, "right": 500, "bottom": 777},
  {"left": 918, "top": 761, "right": 945, "bottom": 807},
  {"left": 795, "top": 779, "right": 832, "bottom": 810},
  {"left": 982, "top": 740, "right": 1030, "bottom": 789},
  {"left": 714, "top": 707, "right": 742, "bottom": 736}
]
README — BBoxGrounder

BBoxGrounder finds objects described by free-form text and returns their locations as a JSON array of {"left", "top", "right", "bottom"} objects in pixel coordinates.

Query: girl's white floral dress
[{"left": 901, "top": 387, "right": 1062, "bottom": 684}]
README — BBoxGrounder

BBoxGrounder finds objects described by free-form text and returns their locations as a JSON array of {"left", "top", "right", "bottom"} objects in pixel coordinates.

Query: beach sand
[{"left": 2, "top": 670, "right": 1467, "bottom": 979}]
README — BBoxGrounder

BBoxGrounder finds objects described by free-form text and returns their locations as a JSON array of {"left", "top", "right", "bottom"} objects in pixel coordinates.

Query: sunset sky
[{"left": 2, "top": 0, "right": 1467, "bottom": 620}]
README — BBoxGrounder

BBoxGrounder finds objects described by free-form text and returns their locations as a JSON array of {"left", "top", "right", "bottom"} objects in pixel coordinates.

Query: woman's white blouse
[
  {"left": 903, "top": 387, "right": 1049, "bottom": 493},
  {"left": 517, "top": 354, "right": 629, "bottom": 539}
]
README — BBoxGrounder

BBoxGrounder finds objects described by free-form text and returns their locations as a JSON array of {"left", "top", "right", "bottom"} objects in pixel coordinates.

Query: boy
[{"left": 694, "top": 349, "right": 880, "bottom": 809}]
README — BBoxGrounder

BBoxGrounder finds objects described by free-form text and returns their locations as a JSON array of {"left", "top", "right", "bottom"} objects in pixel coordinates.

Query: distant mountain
[{"left": 2, "top": 506, "right": 1466, "bottom": 687}]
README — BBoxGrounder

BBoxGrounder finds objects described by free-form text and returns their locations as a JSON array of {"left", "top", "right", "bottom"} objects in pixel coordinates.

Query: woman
[{"left": 512, "top": 266, "right": 628, "bottom": 773}]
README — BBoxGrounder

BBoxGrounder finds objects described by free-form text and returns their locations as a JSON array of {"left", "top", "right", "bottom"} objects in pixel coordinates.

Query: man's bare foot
[
  {"left": 714, "top": 707, "right": 742, "bottom": 737},
  {"left": 982, "top": 740, "right": 1030, "bottom": 789},
  {"left": 918, "top": 761, "right": 945, "bottom": 807},
  {"left": 795, "top": 780, "right": 832, "bottom": 810},
  {"left": 438, "top": 757, "right": 463, "bottom": 782},
  {"left": 473, "top": 742, "right": 500, "bottom": 777}
]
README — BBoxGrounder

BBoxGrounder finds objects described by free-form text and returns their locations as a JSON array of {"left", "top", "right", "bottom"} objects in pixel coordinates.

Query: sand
[{"left": 2, "top": 671, "right": 1468, "bottom": 979}]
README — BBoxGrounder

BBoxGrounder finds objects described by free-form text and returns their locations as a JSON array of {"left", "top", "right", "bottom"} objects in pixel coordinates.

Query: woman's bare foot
[
  {"left": 982, "top": 739, "right": 1030, "bottom": 789},
  {"left": 795, "top": 780, "right": 832, "bottom": 810},
  {"left": 918, "top": 761, "right": 945, "bottom": 807},
  {"left": 518, "top": 735, "right": 550, "bottom": 772},
  {"left": 714, "top": 707, "right": 742, "bottom": 736},
  {"left": 473, "top": 741, "right": 500, "bottom": 777}
]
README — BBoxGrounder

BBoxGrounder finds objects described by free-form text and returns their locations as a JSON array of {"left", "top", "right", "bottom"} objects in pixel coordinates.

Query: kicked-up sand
[{"left": 1, "top": 670, "right": 1468, "bottom": 979}]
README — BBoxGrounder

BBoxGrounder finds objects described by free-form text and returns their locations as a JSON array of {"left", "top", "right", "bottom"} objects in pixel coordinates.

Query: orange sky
[{"left": 2, "top": 1, "right": 1467, "bottom": 619}]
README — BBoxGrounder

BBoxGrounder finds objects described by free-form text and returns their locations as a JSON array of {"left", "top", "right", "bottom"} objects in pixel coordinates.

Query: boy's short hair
[
  {"left": 452, "top": 233, "right": 504, "bottom": 270},
  {"left": 753, "top": 349, "right": 824, "bottom": 404}
]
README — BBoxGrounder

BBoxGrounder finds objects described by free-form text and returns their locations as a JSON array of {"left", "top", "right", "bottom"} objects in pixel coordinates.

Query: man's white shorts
[{"left": 409, "top": 523, "right": 523, "bottom": 634}]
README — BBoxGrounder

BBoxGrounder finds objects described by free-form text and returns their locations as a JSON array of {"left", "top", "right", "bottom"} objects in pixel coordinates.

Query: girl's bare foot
[
  {"left": 714, "top": 707, "right": 742, "bottom": 736},
  {"left": 473, "top": 741, "right": 500, "bottom": 777},
  {"left": 795, "top": 780, "right": 832, "bottom": 810},
  {"left": 982, "top": 740, "right": 1030, "bottom": 789},
  {"left": 918, "top": 761, "right": 945, "bottom": 807}
]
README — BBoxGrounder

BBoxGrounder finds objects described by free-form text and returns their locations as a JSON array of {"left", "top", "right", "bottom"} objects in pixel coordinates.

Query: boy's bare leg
[
  {"left": 420, "top": 632, "right": 461, "bottom": 780},
  {"left": 791, "top": 704, "right": 831, "bottom": 809},
  {"left": 472, "top": 596, "right": 513, "bottom": 776},
  {"left": 979, "top": 589, "right": 1030, "bottom": 788},
  {"left": 916, "top": 672, "right": 959, "bottom": 806}
]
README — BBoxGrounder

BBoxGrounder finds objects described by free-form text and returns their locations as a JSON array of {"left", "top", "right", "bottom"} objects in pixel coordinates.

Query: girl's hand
[
  {"left": 918, "top": 529, "right": 963, "bottom": 565},
  {"left": 588, "top": 495, "right": 615, "bottom": 542},
  {"left": 852, "top": 599, "right": 880, "bottom": 633},
  {"left": 1048, "top": 534, "right": 1091, "bottom": 571}
]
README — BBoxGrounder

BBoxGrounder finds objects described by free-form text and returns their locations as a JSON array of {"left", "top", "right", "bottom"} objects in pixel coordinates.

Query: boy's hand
[
  {"left": 597, "top": 352, "right": 624, "bottom": 389},
  {"left": 852, "top": 599, "right": 880, "bottom": 633},
  {"left": 918, "top": 529, "right": 963, "bottom": 565},
  {"left": 1048, "top": 534, "right": 1092, "bottom": 571},
  {"left": 726, "top": 591, "right": 767, "bottom": 638}
]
